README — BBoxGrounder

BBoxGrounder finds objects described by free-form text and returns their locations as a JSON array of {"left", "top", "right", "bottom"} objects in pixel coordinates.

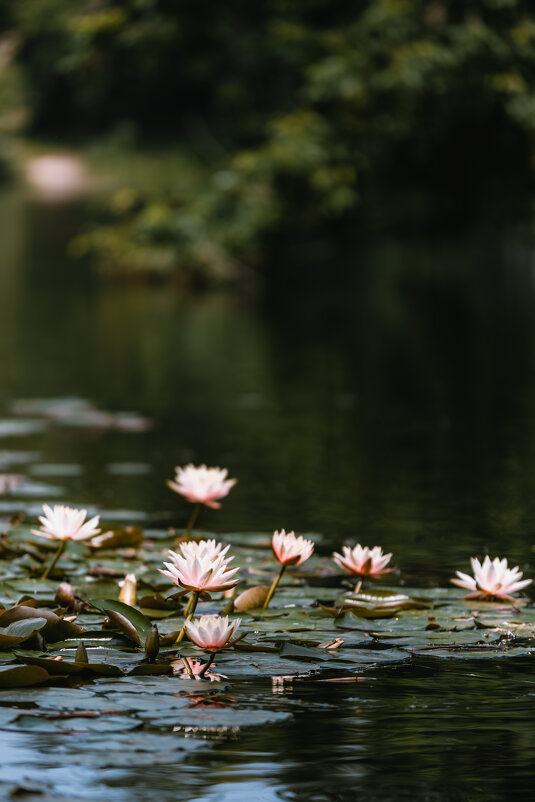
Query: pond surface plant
[
  {"left": 167, "top": 464, "right": 237, "bottom": 536},
  {"left": 2, "top": 219, "right": 535, "bottom": 798},
  {"left": 263, "top": 529, "right": 314, "bottom": 609},
  {"left": 0, "top": 474, "right": 534, "bottom": 799},
  {"left": 451, "top": 556, "right": 532, "bottom": 602},
  {"left": 32, "top": 504, "right": 101, "bottom": 579},
  {"left": 332, "top": 543, "right": 393, "bottom": 592}
]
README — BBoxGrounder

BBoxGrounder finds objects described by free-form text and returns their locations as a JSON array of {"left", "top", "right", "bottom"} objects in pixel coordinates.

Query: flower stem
[
  {"left": 41, "top": 540, "right": 66, "bottom": 580},
  {"left": 354, "top": 579, "right": 362, "bottom": 594},
  {"left": 263, "top": 564, "right": 286, "bottom": 609},
  {"left": 182, "top": 656, "right": 195, "bottom": 678},
  {"left": 175, "top": 590, "right": 200, "bottom": 644},
  {"left": 199, "top": 652, "right": 216, "bottom": 679},
  {"left": 182, "top": 591, "right": 196, "bottom": 618},
  {"left": 184, "top": 503, "right": 201, "bottom": 538}
]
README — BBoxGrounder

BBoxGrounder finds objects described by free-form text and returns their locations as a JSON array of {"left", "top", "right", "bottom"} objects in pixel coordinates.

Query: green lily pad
[
  {"left": 4, "top": 714, "right": 141, "bottom": 732},
  {"left": 91, "top": 599, "right": 153, "bottom": 645},
  {"left": 0, "top": 664, "right": 51, "bottom": 688},
  {"left": 0, "top": 618, "right": 47, "bottom": 646},
  {"left": 155, "top": 707, "right": 292, "bottom": 729}
]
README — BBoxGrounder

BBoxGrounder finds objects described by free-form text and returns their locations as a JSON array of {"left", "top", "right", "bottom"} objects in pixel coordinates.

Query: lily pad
[
  {"left": 0, "top": 664, "right": 50, "bottom": 688},
  {"left": 156, "top": 707, "right": 292, "bottom": 729},
  {"left": 0, "top": 618, "right": 47, "bottom": 646},
  {"left": 92, "top": 599, "right": 153, "bottom": 645}
]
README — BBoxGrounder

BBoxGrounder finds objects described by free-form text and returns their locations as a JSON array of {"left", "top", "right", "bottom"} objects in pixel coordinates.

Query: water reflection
[
  {"left": 2, "top": 187, "right": 535, "bottom": 799},
  {"left": 1, "top": 191, "right": 534, "bottom": 581}
]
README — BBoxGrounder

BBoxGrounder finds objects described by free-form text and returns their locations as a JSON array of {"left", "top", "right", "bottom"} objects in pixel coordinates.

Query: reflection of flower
[
  {"left": 185, "top": 615, "right": 241, "bottom": 651},
  {"left": 272, "top": 675, "right": 296, "bottom": 695},
  {"left": 32, "top": 504, "right": 101, "bottom": 542},
  {"left": 272, "top": 529, "right": 314, "bottom": 566},
  {"left": 167, "top": 464, "right": 237, "bottom": 509},
  {"left": 333, "top": 544, "right": 392, "bottom": 577},
  {"left": 172, "top": 657, "right": 226, "bottom": 681},
  {"left": 451, "top": 556, "right": 532, "bottom": 600},
  {"left": 159, "top": 549, "right": 239, "bottom": 592}
]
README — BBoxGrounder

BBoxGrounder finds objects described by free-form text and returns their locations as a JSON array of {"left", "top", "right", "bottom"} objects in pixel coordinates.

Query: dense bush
[{"left": 7, "top": 0, "right": 535, "bottom": 279}]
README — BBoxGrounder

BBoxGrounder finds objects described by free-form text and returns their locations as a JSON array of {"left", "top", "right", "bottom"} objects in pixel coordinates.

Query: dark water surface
[{"left": 1, "top": 186, "right": 535, "bottom": 799}]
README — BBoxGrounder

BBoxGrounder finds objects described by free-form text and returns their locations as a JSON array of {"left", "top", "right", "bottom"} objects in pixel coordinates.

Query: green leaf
[
  {"left": 0, "top": 664, "right": 51, "bottom": 688},
  {"left": 92, "top": 599, "right": 153, "bottom": 645},
  {"left": 0, "top": 617, "right": 47, "bottom": 646}
]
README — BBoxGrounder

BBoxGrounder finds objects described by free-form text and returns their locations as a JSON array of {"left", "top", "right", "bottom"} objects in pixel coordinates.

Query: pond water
[{"left": 1, "top": 184, "right": 535, "bottom": 800}]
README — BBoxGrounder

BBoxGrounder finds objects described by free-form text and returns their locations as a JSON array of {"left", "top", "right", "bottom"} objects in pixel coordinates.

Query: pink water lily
[
  {"left": 167, "top": 464, "right": 237, "bottom": 509},
  {"left": 184, "top": 614, "right": 241, "bottom": 652},
  {"left": 175, "top": 538, "right": 231, "bottom": 563},
  {"left": 272, "top": 529, "right": 314, "bottom": 566},
  {"left": 451, "top": 556, "right": 532, "bottom": 601},
  {"left": 159, "top": 549, "right": 239, "bottom": 593},
  {"left": 263, "top": 530, "right": 314, "bottom": 609},
  {"left": 32, "top": 504, "right": 101, "bottom": 542},
  {"left": 333, "top": 544, "right": 393, "bottom": 578}
]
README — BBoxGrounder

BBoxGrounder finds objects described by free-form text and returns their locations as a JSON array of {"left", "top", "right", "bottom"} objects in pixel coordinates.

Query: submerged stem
[
  {"left": 41, "top": 540, "right": 66, "bottom": 580},
  {"left": 184, "top": 503, "right": 201, "bottom": 538},
  {"left": 263, "top": 564, "right": 286, "bottom": 609},
  {"left": 198, "top": 652, "right": 216, "bottom": 679},
  {"left": 175, "top": 590, "right": 200, "bottom": 644}
]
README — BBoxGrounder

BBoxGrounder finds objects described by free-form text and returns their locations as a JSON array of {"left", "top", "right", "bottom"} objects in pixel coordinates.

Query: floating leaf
[
  {"left": 0, "top": 606, "right": 84, "bottom": 642},
  {"left": 233, "top": 585, "right": 270, "bottom": 612},
  {"left": 0, "top": 617, "right": 47, "bottom": 646},
  {"left": 157, "top": 707, "right": 292, "bottom": 729},
  {"left": 92, "top": 599, "right": 152, "bottom": 645},
  {"left": 90, "top": 527, "right": 144, "bottom": 550},
  {"left": 0, "top": 664, "right": 50, "bottom": 688}
]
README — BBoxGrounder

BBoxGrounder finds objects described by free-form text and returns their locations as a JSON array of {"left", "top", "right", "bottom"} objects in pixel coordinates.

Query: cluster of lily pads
[{"left": 0, "top": 462, "right": 533, "bottom": 712}]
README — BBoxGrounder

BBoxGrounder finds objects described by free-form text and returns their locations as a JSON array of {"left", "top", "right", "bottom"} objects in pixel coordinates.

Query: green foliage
[{"left": 7, "top": 0, "right": 535, "bottom": 277}]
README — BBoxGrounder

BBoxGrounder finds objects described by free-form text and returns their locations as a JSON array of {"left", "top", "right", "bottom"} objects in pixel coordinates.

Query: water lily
[
  {"left": 333, "top": 544, "right": 393, "bottom": 579},
  {"left": 185, "top": 614, "right": 241, "bottom": 652},
  {"left": 167, "top": 463, "right": 238, "bottom": 538},
  {"left": 159, "top": 549, "right": 239, "bottom": 594},
  {"left": 184, "top": 614, "right": 241, "bottom": 677},
  {"left": 32, "top": 504, "right": 100, "bottom": 543},
  {"left": 32, "top": 504, "right": 101, "bottom": 579},
  {"left": 451, "top": 556, "right": 532, "bottom": 601},
  {"left": 264, "top": 529, "right": 314, "bottom": 609},
  {"left": 167, "top": 464, "right": 237, "bottom": 509},
  {"left": 175, "top": 538, "right": 231, "bottom": 563},
  {"left": 272, "top": 529, "right": 315, "bottom": 566},
  {"left": 160, "top": 543, "right": 240, "bottom": 644}
]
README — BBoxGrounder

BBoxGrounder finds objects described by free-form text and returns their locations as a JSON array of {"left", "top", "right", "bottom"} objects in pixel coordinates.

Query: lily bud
[
  {"left": 75, "top": 642, "right": 88, "bottom": 663},
  {"left": 118, "top": 573, "right": 137, "bottom": 606},
  {"left": 55, "top": 582, "right": 77, "bottom": 609},
  {"left": 145, "top": 624, "right": 160, "bottom": 662}
]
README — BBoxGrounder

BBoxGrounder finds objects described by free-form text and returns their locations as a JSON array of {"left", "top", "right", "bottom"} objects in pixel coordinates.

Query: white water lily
[
  {"left": 159, "top": 549, "right": 239, "bottom": 593},
  {"left": 32, "top": 504, "right": 100, "bottom": 542},
  {"left": 185, "top": 614, "right": 241, "bottom": 651},
  {"left": 451, "top": 556, "right": 532, "bottom": 600},
  {"left": 167, "top": 464, "right": 237, "bottom": 508},
  {"left": 174, "top": 538, "right": 231, "bottom": 563},
  {"left": 333, "top": 544, "right": 393, "bottom": 577},
  {"left": 272, "top": 529, "right": 314, "bottom": 566}
]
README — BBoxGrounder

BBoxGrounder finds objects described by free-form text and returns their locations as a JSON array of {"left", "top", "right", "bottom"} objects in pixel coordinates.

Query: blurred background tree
[{"left": 2, "top": 0, "right": 535, "bottom": 282}]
